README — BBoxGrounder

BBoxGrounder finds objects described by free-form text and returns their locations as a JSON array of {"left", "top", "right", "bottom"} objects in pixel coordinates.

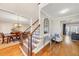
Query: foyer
[
  {"left": 0, "top": 36, "right": 79, "bottom": 56},
  {"left": 0, "top": 3, "right": 79, "bottom": 56}
]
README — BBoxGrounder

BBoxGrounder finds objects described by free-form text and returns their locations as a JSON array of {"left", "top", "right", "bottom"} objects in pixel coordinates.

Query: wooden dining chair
[
  {"left": 0, "top": 33, "right": 11, "bottom": 44},
  {"left": 0, "top": 33, "right": 4, "bottom": 44},
  {"left": 10, "top": 31, "right": 22, "bottom": 41}
]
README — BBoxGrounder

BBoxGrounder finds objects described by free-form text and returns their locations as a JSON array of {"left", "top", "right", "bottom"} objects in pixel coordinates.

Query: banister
[
  {"left": 32, "top": 19, "right": 39, "bottom": 25},
  {"left": 20, "top": 19, "right": 40, "bottom": 56},
  {"left": 28, "top": 24, "right": 40, "bottom": 56},
  {"left": 24, "top": 19, "right": 39, "bottom": 32},
  {"left": 31, "top": 24, "right": 40, "bottom": 35}
]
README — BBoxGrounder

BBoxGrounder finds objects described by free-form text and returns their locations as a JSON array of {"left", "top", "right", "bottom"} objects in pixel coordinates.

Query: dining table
[{"left": 2, "top": 33, "right": 21, "bottom": 43}]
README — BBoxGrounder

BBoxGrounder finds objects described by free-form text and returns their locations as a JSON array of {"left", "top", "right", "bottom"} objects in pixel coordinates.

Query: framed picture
[{"left": 44, "top": 18, "right": 49, "bottom": 34}]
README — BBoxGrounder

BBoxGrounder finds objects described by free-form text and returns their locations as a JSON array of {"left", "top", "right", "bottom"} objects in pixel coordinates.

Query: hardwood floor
[
  {"left": 36, "top": 41, "right": 79, "bottom": 56},
  {"left": 0, "top": 41, "right": 20, "bottom": 49},
  {"left": 0, "top": 35, "right": 79, "bottom": 56},
  {"left": 0, "top": 44, "right": 24, "bottom": 56}
]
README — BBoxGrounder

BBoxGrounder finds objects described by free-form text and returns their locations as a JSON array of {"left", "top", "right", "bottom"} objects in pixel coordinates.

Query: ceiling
[
  {"left": 42, "top": 3, "right": 79, "bottom": 18},
  {"left": 0, "top": 3, "right": 39, "bottom": 24}
]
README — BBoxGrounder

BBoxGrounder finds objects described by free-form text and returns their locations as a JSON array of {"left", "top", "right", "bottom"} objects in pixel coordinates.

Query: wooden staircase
[{"left": 19, "top": 19, "right": 41, "bottom": 56}]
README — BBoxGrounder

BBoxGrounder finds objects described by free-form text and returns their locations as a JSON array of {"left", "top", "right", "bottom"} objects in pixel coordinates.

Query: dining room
[
  {"left": 0, "top": 19, "right": 30, "bottom": 49},
  {"left": 0, "top": 7, "right": 31, "bottom": 49}
]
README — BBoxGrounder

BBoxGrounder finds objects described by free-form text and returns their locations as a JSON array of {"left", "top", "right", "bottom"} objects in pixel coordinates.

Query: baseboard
[
  {"left": 19, "top": 41, "right": 50, "bottom": 56},
  {"left": 33, "top": 40, "right": 50, "bottom": 54}
]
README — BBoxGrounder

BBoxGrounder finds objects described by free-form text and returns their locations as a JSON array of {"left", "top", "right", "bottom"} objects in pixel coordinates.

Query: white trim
[
  {"left": 33, "top": 40, "right": 50, "bottom": 54},
  {"left": 40, "top": 3, "right": 48, "bottom": 9},
  {"left": 32, "top": 38, "right": 40, "bottom": 42},
  {"left": 23, "top": 43, "right": 28, "bottom": 49},
  {"left": 19, "top": 46, "right": 27, "bottom": 56},
  {"left": 42, "top": 7, "right": 79, "bottom": 20},
  {"left": 41, "top": 9, "right": 51, "bottom": 18},
  {"left": 32, "top": 35, "right": 40, "bottom": 38},
  {"left": 25, "top": 39, "right": 37, "bottom": 47},
  {"left": 52, "top": 13, "right": 79, "bottom": 20}
]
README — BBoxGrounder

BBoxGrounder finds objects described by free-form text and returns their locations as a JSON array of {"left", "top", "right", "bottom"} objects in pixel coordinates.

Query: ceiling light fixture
[
  {"left": 14, "top": 23, "right": 22, "bottom": 28},
  {"left": 59, "top": 8, "right": 69, "bottom": 14}
]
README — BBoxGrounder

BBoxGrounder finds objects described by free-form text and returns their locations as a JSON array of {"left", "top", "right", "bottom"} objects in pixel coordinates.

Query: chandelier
[{"left": 14, "top": 23, "right": 22, "bottom": 28}]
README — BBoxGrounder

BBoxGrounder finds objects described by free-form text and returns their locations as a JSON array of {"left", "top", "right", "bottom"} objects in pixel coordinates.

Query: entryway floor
[{"left": 36, "top": 36, "right": 79, "bottom": 56}]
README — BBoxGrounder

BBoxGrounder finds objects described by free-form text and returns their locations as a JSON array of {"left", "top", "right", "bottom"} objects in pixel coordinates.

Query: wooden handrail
[
  {"left": 20, "top": 20, "right": 40, "bottom": 56},
  {"left": 31, "top": 24, "right": 40, "bottom": 35},
  {"left": 32, "top": 19, "right": 39, "bottom": 25},
  {"left": 28, "top": 24, "right": 40, "bottom": 56},
  {"left": 24, "top": 19, "right": 39, "bottom": 32}
]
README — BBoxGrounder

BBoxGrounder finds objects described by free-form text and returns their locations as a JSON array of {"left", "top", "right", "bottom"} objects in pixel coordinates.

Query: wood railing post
[
  {"left": 30, "top": 35, "right": 32, "bottom": 56},
  {"left": 19, "top": 34, "right": 23, "bottom": 45},
  {"left": 28, "top": 34, "right": 32, "bottom": 56},
  {"left": 19, "top": 19, "right": 40, "bottom": 56}
]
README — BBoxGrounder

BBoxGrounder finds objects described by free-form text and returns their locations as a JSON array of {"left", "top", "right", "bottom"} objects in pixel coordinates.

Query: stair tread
[
  {"left": 33, "top": 33, "right": 40, "bottom": 35},
  {"left": 32, "top": 38, "right": 40, "bottom": 42},
  {"left": 25, "top": 39, "right": 39, "bottom": 45},
  {"left": 32, "top": 39, "right": 40, "bottom": 44},
  {"left": 23, "top": 43, "right": 36, "bottom": 50},
  {"left": 32, "top": 35, "right": 40, "bottom": 39},
  {"left": 26, "top": 39, "right": 40, "bottom": 46},
  {"left": 23, "top": 40, "right": 36, "bottom": 49},
  {"left": 24, "top": 40, "right": 36, "bottom": 47}
]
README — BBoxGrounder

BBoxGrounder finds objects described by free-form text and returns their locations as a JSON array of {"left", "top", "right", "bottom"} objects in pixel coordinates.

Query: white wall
[
  {"left": 50, "top": 14, "right": 79, "bottom": 42},
  {"left": 34, "top": 10, "right": 52, "bottom": 53},
  {"left": 0, "top": 21, "right": 30, "bottom": 34},
  {"left": 66, "top": 24, "right": 79, "bottom": 34},
  {"left": 40, "top": 11, "right": 63, "bottom": 42},
  {"left": 50, "top": 19, "right": 63, "bottom": 41},
  {"left": 0, "top": 22, "right": 12, "bottom": 33}
]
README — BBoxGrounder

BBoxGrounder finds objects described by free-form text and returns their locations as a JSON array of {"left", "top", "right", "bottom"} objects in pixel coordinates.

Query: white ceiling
[
  {"left": 42, "top": 3, "right": 79, "bottom": 18},
  {"left": 0, "top": 3, "right": 39, "bottom": 24}
]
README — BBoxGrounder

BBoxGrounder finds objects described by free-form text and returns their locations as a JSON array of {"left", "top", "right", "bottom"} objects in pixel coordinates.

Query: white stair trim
[
  {"left": 33, "top": 40, "right": 50, "bottom": 54},
  {"left": 32, "top": 38, "right": 40, "bottom": 42},
  {"left": 23, "top": 43, "right": 28, "bottom": 49},
  {"left": 32, "top": 35, "right": 40, "bottom": 38},
  {"left": 19, "top": 46, "right": 27, "bottom": 56},
  {"left": 25, "top": 39, "right": 37, "bottom": 47}
]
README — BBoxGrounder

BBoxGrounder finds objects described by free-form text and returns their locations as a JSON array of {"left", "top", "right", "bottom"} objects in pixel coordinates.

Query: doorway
[{"left": 63, "top": 23, "right": 79, "bottom": 44}]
